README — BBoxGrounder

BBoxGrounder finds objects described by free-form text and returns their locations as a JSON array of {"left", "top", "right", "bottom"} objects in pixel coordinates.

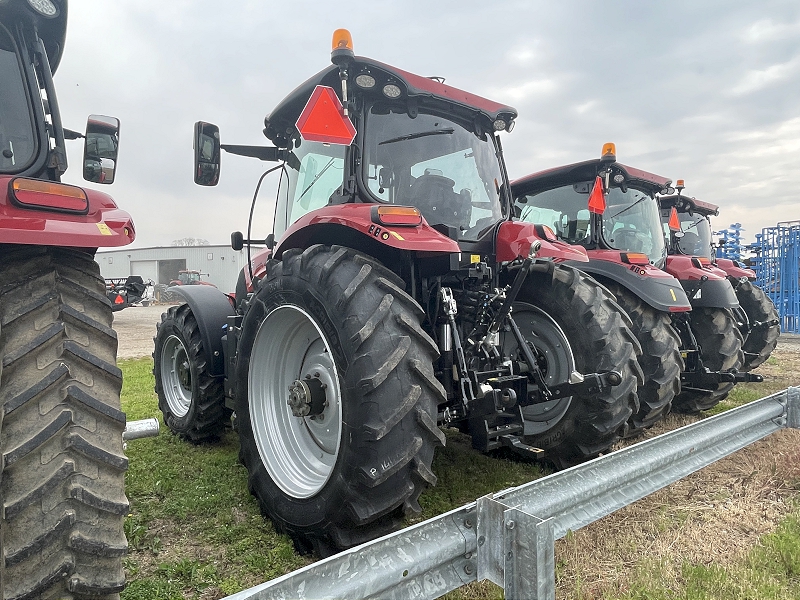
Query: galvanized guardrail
[{"left": 224, "top": 387, "right": 800, "bottom": 600}]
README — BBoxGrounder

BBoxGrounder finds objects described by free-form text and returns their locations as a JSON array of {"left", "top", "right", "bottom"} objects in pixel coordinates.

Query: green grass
[{"left": 119, "top": 355, "right": 800, "bottom": 599}]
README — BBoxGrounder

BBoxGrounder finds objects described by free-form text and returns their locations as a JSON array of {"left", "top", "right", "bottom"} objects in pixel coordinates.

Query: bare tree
[{"left": 171, "top": 237, "right": 210, "bottom": 246}]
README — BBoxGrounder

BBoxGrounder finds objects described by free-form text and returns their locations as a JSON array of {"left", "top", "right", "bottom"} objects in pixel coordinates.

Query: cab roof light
[
  {"left": 601, "top": 142, "right": 616, "bottom": 162},
  {"left": 676, "top": 179, "right": 685, "bottom": 194},
  {"left": 373, "top": 205, "right": 423, "bottom": 227},
  {"left": 331, "top": 29, "right": 354, "bottom": 64},
  {"left": 620, "top": 252, "right": 650, "bottom": 265},
  {"left": 10, "top": 178, "right": 89, "bottom": 214}
]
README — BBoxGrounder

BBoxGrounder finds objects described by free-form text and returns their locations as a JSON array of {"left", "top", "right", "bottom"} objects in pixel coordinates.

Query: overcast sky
[{"left": 55, "top": 0, "right": 800, "bottom": 248}]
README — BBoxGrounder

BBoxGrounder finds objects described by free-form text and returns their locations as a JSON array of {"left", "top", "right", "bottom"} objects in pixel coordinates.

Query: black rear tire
[
  {"left": 153, "top": 304, "right": 226, "bottom": 442},
  {"left": 602, "top": 282, "right": 683, "bottom": 434},
  {"left": 672, "top": 307, "right": 744, "bottom": 413},
  {"left": 0, "top": 246, "right": 128, "bottom": 599},
  {"left": 734, "top": 279, "right": 779, "bottom": 371},
  {"left": 235, "top": 245, "right": 445, "bottom": 554},
  {"left": 507, "top": 265, "right": 643, "bottom": 468}
]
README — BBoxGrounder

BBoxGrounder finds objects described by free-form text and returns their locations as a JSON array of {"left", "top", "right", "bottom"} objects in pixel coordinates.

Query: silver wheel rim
[
  {"left": 249, "top": 304, "right": 342, "bottom": 499},
  {"left": 161, "top": 334, "right": 192, "bottom": 418},
  {"left": 501, "top": 304, "right": 575, "bottom": 435}
]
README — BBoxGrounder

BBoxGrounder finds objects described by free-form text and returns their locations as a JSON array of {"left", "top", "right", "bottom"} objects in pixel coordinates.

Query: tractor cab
[
  {"left": 0, "top": 0, "right": 132, "bottom": 247},
  {"left": 514, "top": 144, "right": 669, "bottom": 266},
  {"left": 659, "top": 186, "right": 719, "bottom": 261}
]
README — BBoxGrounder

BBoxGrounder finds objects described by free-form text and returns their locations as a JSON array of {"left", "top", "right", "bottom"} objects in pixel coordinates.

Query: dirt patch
[{"left": 112, "top": 304, "right": 173, "bottom": 360}]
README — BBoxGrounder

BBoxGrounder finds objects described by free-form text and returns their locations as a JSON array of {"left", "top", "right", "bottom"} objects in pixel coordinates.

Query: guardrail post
[
  {"left": 503, "top": 508, "right": 555, "bottom": 600},
  {"left": 786, "top": 386, "right": 800, "bottom": 429}
]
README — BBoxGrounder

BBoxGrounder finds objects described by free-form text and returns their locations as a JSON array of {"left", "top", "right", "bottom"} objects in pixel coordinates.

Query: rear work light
[
  {"left": 621, "top": 252, "right": 650, "bottom": 265},
  {"left": 10, "top": 178, "right": 89, "bottom": 214},
  {"left": 373, "top": 206, "right": 423, "bottom": 227}
]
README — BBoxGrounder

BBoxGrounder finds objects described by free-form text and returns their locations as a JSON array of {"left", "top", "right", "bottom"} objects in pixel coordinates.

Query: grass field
[{"left": 120, "top": 351, "right": 800, "bottom": 599}]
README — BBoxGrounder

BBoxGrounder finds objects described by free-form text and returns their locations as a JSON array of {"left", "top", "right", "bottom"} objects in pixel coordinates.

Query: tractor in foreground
[
  {"left": 153, "top": 30, "right": 642, "bottom": 554},
  {"left": 0, "top": 0, "right": 134, "bottom": 597},
  {"left": 511, "top": 145, "right": 758, "bottom": 422},
  {"left": 659, "top": 184, "right": 779, "bottom": 372}
]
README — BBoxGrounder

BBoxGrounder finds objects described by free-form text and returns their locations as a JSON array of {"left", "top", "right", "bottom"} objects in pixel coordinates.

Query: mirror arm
[
  {"left": 221, "top": 144, "right": 281, "bottom": 161},
  {"left": 63, "top": 128, "right": 84, "bottom": 140}
]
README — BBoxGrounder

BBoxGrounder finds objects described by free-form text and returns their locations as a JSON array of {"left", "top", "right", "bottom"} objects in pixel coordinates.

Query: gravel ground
[{"left": 112, "top": 304, "right": 171, "bottom": 359}]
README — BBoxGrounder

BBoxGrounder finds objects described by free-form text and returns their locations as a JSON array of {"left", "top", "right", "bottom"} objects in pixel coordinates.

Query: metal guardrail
[{"left": 223, "top": 387, "right": 800, "bottom": 600}]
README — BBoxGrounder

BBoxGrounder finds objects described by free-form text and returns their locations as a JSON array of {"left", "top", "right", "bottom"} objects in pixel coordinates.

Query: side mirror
[
  {"left": 194, "top": 121, "right": 221, "bottom": 186},
  {"left": 83, "top": 115, "right": 119, "bottom": 184}
]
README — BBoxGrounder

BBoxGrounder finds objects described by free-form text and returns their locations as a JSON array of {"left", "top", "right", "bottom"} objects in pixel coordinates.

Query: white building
[{"left": 96, "top": 245, "right": 259, "bottom": 295}]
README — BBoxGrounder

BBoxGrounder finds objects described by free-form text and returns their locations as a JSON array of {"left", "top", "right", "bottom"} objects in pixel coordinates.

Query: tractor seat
[{"left": 408, "top": 172, "right": 471, "bottom": 230}]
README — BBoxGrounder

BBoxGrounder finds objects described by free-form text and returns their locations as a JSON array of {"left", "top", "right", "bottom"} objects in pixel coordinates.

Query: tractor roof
[
  {"left": 659, "top": 194, "right": 719, "bottom": 216},
  {"left": 0, "top": 0, "right": 68, "bottom": 72},
  {"left": 263, "top": 56, "right": 517, "bottom": 148},
  {"left": 510, "top": 158, "right": 672, "bottom": 197}
]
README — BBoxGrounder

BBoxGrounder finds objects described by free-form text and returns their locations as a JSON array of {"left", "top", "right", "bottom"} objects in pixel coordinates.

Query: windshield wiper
[
  {"left": 607, "top": 195, "right": 648, "bottom": 220},
  {"left": 298, "top": 157, "right": 336, "bottom": 201},
  {"left": 379, "top": 128, "right": 454, "bottom": 145}
]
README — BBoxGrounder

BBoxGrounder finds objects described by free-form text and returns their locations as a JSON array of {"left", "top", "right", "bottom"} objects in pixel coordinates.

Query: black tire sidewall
[{"left": 154, "top": 307, "right": 204, "bottom": 434}]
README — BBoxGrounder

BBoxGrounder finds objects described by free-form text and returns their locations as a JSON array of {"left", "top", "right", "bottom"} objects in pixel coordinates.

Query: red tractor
[
  {"left": 0, "top": 0, "right": 134, "bottom": 597},
  {"left": 659, "top": 184, "right": 779, "bottom": 372},
  {"left": 511, "top": 145, "right": 759, "bottom": 422},
  {"left": 153, "top": 30, "right": 642, "bottom": 554}
]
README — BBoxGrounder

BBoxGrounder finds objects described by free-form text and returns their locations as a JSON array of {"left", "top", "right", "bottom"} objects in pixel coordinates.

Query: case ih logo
[{"left": 296, "top": 85, "right": 356, "bottom": 145}]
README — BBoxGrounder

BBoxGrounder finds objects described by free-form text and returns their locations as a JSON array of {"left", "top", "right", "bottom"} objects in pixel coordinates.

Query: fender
[
  {"left": 568, "top": 253, "right": 691, "bottom": 312},
  {"left": 664, "top": 255, "right": 739, "bottom": 309},
  {"left": 275, "top": 204, "right": 460, "bottom": 258},
  {"left": 170, "top": 285, "right": 235, "bottom": 377},
  {"left": 715, "top": 258, "right": 756, "bottom": 281},
  {"left": 496, "top": 221, "right": 588, "bottom": 263},
  {"left": 0, "top": 176, "right": 135, "bottom": 248}
]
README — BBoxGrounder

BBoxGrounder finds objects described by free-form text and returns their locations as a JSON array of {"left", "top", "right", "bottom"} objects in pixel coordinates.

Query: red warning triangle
[
  {"left": 588, "top": 176, "right": 606, "bottom": 214},
  {"left": 296, "top": 85, "right": 356, "bottom": 145},
  {"left": 668, "top": 206, "right": 681, "bottom": 231}
]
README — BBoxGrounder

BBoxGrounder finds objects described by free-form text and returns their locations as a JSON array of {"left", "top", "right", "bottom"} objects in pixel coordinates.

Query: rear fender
[
  {"left": 0, "top": 175, "right": 135, "bottom": 248},
  {"left": 170, "top": 286, "right": 235, "bottom": 377},
  {"left": 242, "top": 247, "right": 273, "bottom": 295},
  {"left": 715, "top": 258, "right": 756, "bottom": 280},
  {"left": 274, "top": 204, "right": 460, "bottom": 257},
  {"left": 569, "top": 253, "right": 692, "bottom": 312},
  {"left": 496, "top": 221, "right": 588, "bottom": 262},
  {"left": 665, "top": 256, "right": 739, "bottom": 309}
]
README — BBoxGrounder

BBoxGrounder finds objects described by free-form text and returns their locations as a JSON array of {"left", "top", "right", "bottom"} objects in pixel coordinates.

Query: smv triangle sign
[{"left": 296, "top": 85, "right": 356, "bottom": 145}]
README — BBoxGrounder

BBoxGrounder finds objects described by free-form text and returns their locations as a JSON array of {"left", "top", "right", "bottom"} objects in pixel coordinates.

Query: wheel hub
[{"left": 287, "top": 376, "right": 327, "bottom": 418}]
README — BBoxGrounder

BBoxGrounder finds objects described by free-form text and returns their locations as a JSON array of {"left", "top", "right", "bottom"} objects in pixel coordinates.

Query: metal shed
[{"left": 95, "top": 245, "right": 258, "bottom": 295}]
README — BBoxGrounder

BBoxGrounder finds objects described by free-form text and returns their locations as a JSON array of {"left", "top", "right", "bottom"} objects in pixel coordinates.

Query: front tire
[
  {"left": 672, "top": 307, "right": 744, "bottom": 413},
  {"left": 153, "top": 304, "right": 226, "bottom": 442},
  {"left": 734, "top": 279, "right": 779, "bottom": 371},
  {"left": 506, "top": 265, "right": 643, "bottom": 468},
  {"left": 236, "top": 245, "right": 445, "bottom": 554},
  {"left": 0, "top": 246, "right": 128, "bottom": 599}
]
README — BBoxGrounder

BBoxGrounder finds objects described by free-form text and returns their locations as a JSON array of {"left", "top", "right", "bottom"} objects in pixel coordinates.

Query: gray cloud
[{"left": 55, "top": 0, "right": 800, "bottom": 246}]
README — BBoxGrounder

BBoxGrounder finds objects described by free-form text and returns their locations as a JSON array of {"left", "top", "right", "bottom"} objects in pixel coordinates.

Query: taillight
[
  {"left": 9, "top": 178, "right": 89, "bottom": 214},
  {"left": 372, "top": 206, "right": 423, "bottom": 227},
  {"left": 691, "top": 257, "right": 712, "bottom": 268},
  {"left": 621, "top": 252, "right": 650, "bottom": 265}
]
